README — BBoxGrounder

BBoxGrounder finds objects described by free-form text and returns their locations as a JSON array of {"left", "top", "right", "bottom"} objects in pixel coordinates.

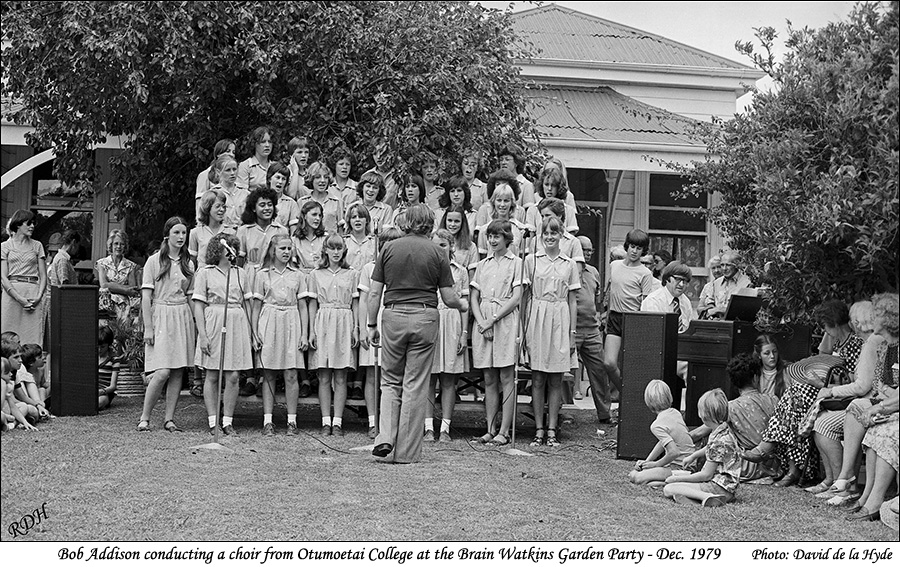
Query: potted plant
[{"left": 105, "top": 309, "right": 146, "bottom": 395}]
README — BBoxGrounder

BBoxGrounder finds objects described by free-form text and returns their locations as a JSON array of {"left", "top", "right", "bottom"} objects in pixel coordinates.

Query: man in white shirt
[
  {"left": 641, "top": 261, "right": 695, "bottom": 411},
  {"left": 640, "top": 261, "right": 694, "bottom": 332}
]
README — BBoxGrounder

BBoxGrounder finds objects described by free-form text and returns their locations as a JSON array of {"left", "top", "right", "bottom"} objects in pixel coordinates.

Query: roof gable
[{"left": 513, "top": 4, "right": 751, "bottom": 70}]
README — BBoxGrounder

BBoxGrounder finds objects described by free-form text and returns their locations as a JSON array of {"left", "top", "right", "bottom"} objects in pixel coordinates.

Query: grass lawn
[{"left": 1, "top": 393, "right": 896, "bottom": 542}]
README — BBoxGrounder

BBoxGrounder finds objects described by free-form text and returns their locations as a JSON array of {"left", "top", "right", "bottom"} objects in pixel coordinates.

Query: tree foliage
[
  {"left": 674, "top": 1, "right": 898, "bottom": 324},
  {"left": 2, "top": 1, "right": 540, "bottom": 237}
]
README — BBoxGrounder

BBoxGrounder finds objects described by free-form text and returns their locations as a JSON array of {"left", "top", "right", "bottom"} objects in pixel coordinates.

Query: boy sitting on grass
[
  {"left": 628, "top": 379, "right": 695, "bottom": 485},
  {"left": 15, "top": 343, "right": 51, "bottom": 421},
  {"left": 663, "top": 389, "right": 741, "bottom": 507}
]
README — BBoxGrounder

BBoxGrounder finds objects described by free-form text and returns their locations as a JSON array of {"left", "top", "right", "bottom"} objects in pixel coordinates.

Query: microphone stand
[
  {"left": 191, "top": 249, "right": 236, "bottom": 452},
  {"left": 507, "top": 220, "right": 535, "bottom": 456}
]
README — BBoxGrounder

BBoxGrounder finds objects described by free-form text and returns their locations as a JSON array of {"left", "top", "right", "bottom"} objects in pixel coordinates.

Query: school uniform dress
[
  {"left": 333, "top": 180, "right": 359, "bottom": 210},
  {"left": 236, "top": 222, "right": 289, "bottom": 268},
  {"left": 276, "top": 195, "right": 301, "bottom": 230},
  {"left": 253, "top": 266, "right": 309, "bottom": 370},
  {"left": 432, "top": 261, "right": 470, "bottom": 374},
  {"left": 192, "top": 265, "right": 253, "bottom": 371},
  {"left": 468, "top": 178, "right": 488, "bottom": 211},
  {"left": 524, "top": 252, "right": 580, "bottom": 373},
  {"left": 213, "top": 185, "right": 251, "bottom": 230},
  {"left": 344, "top": 234, "right": 376, "bottom": 271},
  {"left": 292, "top": 234, "right": 326, "bottom": 273},
  {"left": 236, "top": 156, "right": 268, "bottom": 192},
  {"left": 453, "top": 245, "right": 479, "bottom": 273},
  {"left": 309, "top": 267, "right": 358, "bottom": 370},
  {"left": 141, "top": 253, "right": 196, "bottom": 372},
  {"left": 471, "top": 250, "right": 523, "bottom": 368},
  {"left": 298, "top": 194, "right": 344, "bottom": 236},
  {"left": 188, "top": 224, "right": 236, "bottom": 268},
  {"left": 347, "top": 200, "right": 393, "bottom": 235},
  {"left": 356, "top": 262, "right": 381, "bottom": 367}
]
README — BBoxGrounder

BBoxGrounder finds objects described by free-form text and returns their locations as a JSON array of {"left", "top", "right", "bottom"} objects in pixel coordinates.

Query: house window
[
  {"left": 567, "top": 168, "right": 608, "bottom": 276},
  {"left": 647, "top": 174, "right": 708, "bottom": 304}
]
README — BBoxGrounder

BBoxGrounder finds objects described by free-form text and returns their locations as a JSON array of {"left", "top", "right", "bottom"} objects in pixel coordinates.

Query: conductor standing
[{"left": 367, "top": 204, "right": 468, "bottom": 463}]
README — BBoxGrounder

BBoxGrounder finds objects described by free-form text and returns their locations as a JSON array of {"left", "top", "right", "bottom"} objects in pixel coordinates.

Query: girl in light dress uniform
[
  {"left": 193, "top": 234, "right": 254, "bottom": 435},
  {"left": 236, "top": 187, "right": 288, "bottom": 270},
  {"left": 424, "top": 229, "right": 470, "bottom": 442},
  {"left": 343, "top": 203, "right": 377, "bottom": 270},
  {"left": 343, "top": 203, "right": 376, "bottom": 401},
  {"left": 138, "top": 217, "right": 196, "bottom": 433},
  {"left": 524, "top": 217, "right": 580, "bottom": 448},
  {"left": 308, "top": 234, "right": 360, "bottom": 436},
  {"left": 438, "top": 204, "right": 478, "bottom": 276},
  {"left": 251, "top": 235, "right": 309, "bottom": 436},
  {"left": 292, "top": 201, "right": 327, "bottom": 274},
  {"left": 470, "top": 219, "right": 523, "bottom": 446}
]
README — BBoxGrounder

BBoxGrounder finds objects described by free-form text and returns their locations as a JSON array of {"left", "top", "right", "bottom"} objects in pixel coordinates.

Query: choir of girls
[{"left": 140, "top": 134, "right": 589, "bottom": 446}]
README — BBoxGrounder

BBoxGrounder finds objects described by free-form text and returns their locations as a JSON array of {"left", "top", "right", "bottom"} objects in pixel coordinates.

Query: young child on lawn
[
  {"left": 663, "top": 389, "right": 741, "bottom": 507},
  {"left": 628, "top": 379, "right": 694, "bottom": 485},
  {"left": 2, "top": 357, "right": 38, "bottom": 431}
]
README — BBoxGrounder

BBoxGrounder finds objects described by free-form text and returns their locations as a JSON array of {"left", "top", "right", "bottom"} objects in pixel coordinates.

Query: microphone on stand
[{"left": 220, "top": 238, "right": 238, "bottom": 259}]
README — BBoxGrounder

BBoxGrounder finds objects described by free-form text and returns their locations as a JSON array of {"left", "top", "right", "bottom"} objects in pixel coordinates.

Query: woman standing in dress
[
  {"left": 97, "top": 229, "right": 141, "bottom": 321},
  {"left": 1, "top": 210, "right": 47, "bottom": 345},
  {"left": 137, "top": 217, "right": 196, "bottom": 432}
]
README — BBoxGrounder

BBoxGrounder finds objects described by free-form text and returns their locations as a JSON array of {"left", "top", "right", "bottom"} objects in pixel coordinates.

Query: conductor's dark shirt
[{"left": 372, "top": 234, "right": 454, "bottom": 308}]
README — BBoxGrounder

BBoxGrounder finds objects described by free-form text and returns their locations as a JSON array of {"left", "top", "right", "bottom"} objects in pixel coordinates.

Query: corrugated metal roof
[
  {"left": 527, "top": 86, "right": 705, "bottom": 146},
  {"left": 513, "top": 4, "right": 751, "bottom": 70}
]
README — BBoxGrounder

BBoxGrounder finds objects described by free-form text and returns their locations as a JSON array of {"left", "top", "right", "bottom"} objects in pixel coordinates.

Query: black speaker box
[
  {"left": 49, "top": 285, "right": 98, "bottom": 416},
  {"left": 617, "top": 311, "right": 679, "bottom": 460}
]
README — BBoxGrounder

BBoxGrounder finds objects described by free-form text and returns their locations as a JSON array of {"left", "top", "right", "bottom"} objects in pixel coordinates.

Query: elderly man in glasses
[{"left": 706, "top": 252, "right": 753, "bottom": 320}]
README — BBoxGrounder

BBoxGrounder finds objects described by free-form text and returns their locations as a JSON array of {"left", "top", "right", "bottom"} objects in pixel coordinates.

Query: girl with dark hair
[
  {"left": 237, "top": 126, "right": 272, "bottom": 192},
  {"left": 237, "top": 187, "right": 287, "bottom": 269},
  {"left": 343, "top": 203, "right": 376, "bottom": 270},
  {"left": 388, "top": 174, "right": 426, "bottom": 228},
  {"left": 193, "top": 233, "right": 254, "bottom": 436},
  {"left": 753, "top": 335, "right": 787, "bottom": 399},
  {"left": 435, "top": 175, "right": 476, "bottom": 231},
  {"left": 1, "top": 209, "right": 47, "bottom": 345},
  {"left": 292, "top": 201, "right": 327, "bottom": 273},
  {"left": 138, "top": 217, "right": 196, "bottom": 432},
  {"left": 439, "top": 204, "right": 478, "bottom": 275},
  {"left": 352, "top": 171, "right": 393, "bottom": 234}
]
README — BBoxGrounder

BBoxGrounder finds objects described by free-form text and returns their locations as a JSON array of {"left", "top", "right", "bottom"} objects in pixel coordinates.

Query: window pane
[
  {"left": 649, "top": 175, "right": 706, "bottom": 208},
  {"left": 677, "top": 236, "right": 706, "bottom": 267},
  {"left": 650, "top": 235, "right": 706, "bottom": 268},
  {"left": 567, "top": 168, "right": 608, "bottom": 202},
  {"left": 648, "top": 209, "right": 706, "bottom": 232}
]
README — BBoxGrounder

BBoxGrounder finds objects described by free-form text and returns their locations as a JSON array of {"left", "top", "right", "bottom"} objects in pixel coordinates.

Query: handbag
[{"left": 818, "top": 396, "right": 856, "bottom": 411}]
